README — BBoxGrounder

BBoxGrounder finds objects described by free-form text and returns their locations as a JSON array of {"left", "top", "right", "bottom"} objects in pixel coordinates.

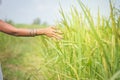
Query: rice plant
[
  {"left": 1, "top": 0, "right": 119, "bottom": 80},
  {"left": 29, "top": 0, "right": 120, "bottom": 80}
]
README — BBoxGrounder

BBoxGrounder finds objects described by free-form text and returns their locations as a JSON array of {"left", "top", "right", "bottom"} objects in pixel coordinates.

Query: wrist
[{"left": 37, "top": 29, "right": 46, "bottom": 35}]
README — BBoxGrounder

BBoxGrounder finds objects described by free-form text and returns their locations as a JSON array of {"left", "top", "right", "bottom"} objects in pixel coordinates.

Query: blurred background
[
  {"left": 0, "top": 0, "right": 120, "bottom": 80},
  {"left": 0, "top": 0, "right": 119, "bottom": 24}
]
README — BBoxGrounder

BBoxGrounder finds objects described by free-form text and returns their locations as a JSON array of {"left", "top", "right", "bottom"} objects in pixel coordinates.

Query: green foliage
[
  {"left": 32, "top": 18, "right": 41, "bottom": 25},
  {"left": 0, "top": 0, "right": 120, "bottom": 80},
  {"left": 5, "top": 19, "right": 14, "bottom": 25},
  {"left": 0, "top": 24, "right": 39, "bottom": 80},
  {"left": 31, "top": 0, "right": 120, "bottom": 80}
]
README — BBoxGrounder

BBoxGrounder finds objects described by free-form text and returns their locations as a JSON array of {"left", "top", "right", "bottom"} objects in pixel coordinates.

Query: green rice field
[{"left": 0, "top": 0, "right": 120, "bottom": 80}]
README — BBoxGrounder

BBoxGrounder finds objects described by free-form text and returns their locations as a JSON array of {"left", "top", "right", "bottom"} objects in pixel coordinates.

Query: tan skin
[{"left": 0, "top": 20, "right": 62, "bottom": 39}]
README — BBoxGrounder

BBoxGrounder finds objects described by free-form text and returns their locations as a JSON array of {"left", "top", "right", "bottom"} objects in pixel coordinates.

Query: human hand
[{"left": 40, "top": 26, "right": 63, "bottom": 40}]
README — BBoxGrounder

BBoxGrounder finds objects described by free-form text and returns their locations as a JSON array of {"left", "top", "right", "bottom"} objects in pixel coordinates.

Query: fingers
[
  {"left": 45, "top": 26, "right": 63, "bottom": 40},
  {"left": 50, "top": 26, "right": 63, "bottom": 34},
  {"left": 51, "top": 26, "right": 57, "bottom": 30},
  {"left": 53, "top": 30, "right": 63, "bottom": 34},
  {"left": 51, "top": 26, "right": 63, "bottom": 39},
  {"left": 52, "top": 33, "right": 63, "bottom": 40}
]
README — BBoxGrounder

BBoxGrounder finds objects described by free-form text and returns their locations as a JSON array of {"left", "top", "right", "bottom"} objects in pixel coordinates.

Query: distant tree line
[
  {"left": 32, "top": 17, "right": 48, "bottom": 26},
  {"left": 0, "top": 0, "right": 1, "bottom": 4},
  {"left": 5, "top": 19, "right": 14, "bottom": 25},
  {"left": 4, "top": 17, "right": 48, "bottom": 26},
  {"left": 32, "top": 18, "right": 41, "bottom": 25}
]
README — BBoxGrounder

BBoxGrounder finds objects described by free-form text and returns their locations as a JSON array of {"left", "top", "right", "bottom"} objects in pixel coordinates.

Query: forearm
[
  {"left": 0, "top": 20, "right": 18, "bottom": 36},
  {"left": 15, "top": 28, "right": 45, "bottom": 37},
  {"left": 0, "top": 20, "right": 44, "bottom": 37},
  {"left": 0, "top": 20, "right": 62, "bottom": 39}
]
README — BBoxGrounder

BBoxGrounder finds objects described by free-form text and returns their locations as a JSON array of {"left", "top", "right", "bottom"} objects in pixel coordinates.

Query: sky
[{"left": 0, "top": 0, "right": 119, "bottom": 24}]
